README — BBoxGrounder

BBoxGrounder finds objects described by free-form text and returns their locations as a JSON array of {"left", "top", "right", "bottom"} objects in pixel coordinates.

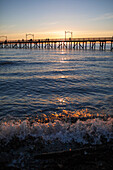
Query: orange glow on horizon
[{"left": 0, "top": 30, "right": 113, "bottom": 41}]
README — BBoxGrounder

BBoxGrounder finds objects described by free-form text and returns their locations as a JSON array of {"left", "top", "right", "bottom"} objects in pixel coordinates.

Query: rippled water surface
[{"left": 0, "top": 49, "right": 113, "bottom": 118}]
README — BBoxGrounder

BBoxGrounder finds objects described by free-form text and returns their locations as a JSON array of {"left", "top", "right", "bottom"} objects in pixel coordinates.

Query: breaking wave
[{"left": 0, "top": 109, "right": 113, "bottom": 146}]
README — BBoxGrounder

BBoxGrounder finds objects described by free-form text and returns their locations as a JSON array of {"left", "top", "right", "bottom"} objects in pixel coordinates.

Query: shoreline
[{"left": 0, "top": 142, "right": 113, "bottom": 169}]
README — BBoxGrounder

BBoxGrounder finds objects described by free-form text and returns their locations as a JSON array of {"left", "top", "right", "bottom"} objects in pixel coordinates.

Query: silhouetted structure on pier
[{"left": 0, "top": 37, "right": 113, "bottom": 51}]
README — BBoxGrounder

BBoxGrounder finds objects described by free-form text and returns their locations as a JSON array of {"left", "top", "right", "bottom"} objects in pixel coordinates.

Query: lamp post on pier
[
  {"left": 26, "top": 34, "right": 34, "bottom": 41},
  {"left": 0, "top": 36, "right": 7, "bottom": 41},
  {"left": 65, "top": 31, "right": 73, "bottom": 41}
]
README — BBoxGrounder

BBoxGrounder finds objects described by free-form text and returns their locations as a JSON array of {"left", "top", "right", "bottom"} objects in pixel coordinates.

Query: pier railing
[{"left": 0, "top": 37, "right": 113, "bottom": 43}]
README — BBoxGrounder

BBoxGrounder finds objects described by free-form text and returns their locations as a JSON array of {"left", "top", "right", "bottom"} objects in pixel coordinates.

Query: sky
[{"left": 0, "top": 0, "right": 113, "bottom": 40}]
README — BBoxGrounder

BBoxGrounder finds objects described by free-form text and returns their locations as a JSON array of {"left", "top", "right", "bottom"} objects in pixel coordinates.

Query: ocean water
[{"left": 0, "top": 48, "right": 113, "bottom": 147}]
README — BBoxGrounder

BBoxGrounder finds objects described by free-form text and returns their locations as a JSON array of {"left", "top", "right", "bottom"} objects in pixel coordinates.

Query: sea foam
[{"left": 0, "top": 115, "right": 113, "bottom": 145}]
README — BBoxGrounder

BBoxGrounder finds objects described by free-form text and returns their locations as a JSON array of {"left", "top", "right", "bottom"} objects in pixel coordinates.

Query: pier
[{"left": 0, "top": 37, "right": 113, "bottom": 51}]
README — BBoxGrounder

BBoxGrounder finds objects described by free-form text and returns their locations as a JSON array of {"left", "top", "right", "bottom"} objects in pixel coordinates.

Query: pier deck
[{"left": 0, "top": 37, "right": 113, "bottom": 51}]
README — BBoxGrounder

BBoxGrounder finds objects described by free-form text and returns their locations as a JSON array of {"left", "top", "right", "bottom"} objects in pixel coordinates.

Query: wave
[{"left": 0, "top": 109, "right": 113, "bottom": 146}]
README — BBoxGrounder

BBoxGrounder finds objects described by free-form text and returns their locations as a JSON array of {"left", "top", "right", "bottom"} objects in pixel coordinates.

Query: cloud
[
  {"left": 40, "top": 21, "right": 59, "bottom": 26},
  {"left": 0, "top": 24, "right": 16, "bottom": 32},
  {"left": 92, "top": 13, "right": 113, "bottom": 21},
  {"left": 8, "top": 25, "right": 16, "bottom": 28}
]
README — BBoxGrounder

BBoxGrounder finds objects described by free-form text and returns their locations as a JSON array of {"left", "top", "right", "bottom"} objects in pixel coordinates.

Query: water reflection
[
  {"left": 58, "top": 98, "right": 65, "bottom": 103},
  {"left": 27, "top": 108, "right": 109, "bottom": 123},
  {"left": 60, "top": 57, "right": 67, "bottom": 63}
]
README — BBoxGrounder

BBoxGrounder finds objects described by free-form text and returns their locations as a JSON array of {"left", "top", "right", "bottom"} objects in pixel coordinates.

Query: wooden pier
[{"left": 0, "top": 37, "right": 113, "bottom": 51}]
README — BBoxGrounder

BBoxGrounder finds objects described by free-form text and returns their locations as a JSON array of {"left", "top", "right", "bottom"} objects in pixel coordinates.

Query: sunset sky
[{"left": 0, "top": 0, "right": 113, "bottom": 40}]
